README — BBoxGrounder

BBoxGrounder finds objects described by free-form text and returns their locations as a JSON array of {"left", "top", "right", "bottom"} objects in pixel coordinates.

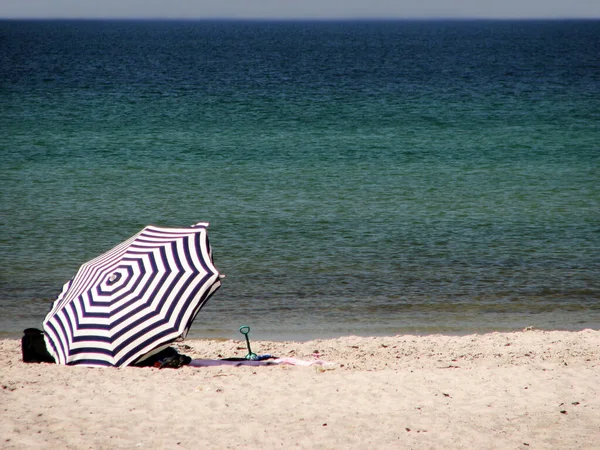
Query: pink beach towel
[{"left": 188, "top": 357, "right": 332, "bottom": 368}]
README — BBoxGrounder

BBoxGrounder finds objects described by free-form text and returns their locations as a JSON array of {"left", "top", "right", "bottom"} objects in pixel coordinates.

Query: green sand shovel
[{"left": 239, "top": 325, "right": 258, "bottom": 360}]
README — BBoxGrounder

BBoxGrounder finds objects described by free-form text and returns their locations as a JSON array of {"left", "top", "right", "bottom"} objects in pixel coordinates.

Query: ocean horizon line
[{"left": 1, "top": 17, "right": 599, "bottom": 22}]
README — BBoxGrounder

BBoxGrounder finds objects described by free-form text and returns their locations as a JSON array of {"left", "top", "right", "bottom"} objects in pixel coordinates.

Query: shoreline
[
  {"left": 182, "top": 323, "right": 600, "bottom": 343},
  {"left": 4, "top": 314, "right": 599, "bottom": 341},
  {"left": 2, "top": 329, "right": 599, "bottom": 449}
]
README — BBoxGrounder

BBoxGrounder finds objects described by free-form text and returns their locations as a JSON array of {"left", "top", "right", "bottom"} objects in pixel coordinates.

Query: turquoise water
[{"left": 1, "top": 20, "right": 599, "bottom": 340}]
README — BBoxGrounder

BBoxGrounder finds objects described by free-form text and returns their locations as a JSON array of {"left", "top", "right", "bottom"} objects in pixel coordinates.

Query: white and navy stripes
[{"left": 43, "top": 223, "right": 221, "bottom": 367}]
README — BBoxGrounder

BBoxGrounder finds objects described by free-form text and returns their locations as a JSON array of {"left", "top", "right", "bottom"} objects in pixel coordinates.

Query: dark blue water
[{"left": 1, "top": 20, "right": 599, "bottom": 340}]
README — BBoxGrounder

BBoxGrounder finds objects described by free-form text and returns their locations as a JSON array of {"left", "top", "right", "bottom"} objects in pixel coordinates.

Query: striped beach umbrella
[{"left": 43, "top": 222, "right": 222, "bottom": 367}]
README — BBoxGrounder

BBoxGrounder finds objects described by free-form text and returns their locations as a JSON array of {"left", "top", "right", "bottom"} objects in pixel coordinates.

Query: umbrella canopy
[{"left": 43, "top": 222, "right": 222, "bottom": 367}]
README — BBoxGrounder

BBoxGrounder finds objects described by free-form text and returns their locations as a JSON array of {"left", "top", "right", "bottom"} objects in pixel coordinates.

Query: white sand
[{"left": 1, "top": 329, "right": 599, "bottom": 449}]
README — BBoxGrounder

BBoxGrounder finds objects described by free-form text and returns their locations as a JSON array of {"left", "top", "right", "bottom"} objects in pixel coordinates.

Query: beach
[
  {"left": 1, "top": 328, "right": 599, "bottom": 449},
  {"left": 2, "top": 21, "right": 598, "bottom": 450}
]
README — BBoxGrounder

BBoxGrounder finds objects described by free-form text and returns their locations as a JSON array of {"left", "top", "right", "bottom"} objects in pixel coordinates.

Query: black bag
[
  {"left": 134, "top": 346, "right": 191, "bottom": 369},
  {"left": 21, "top": 328, "right": 56, "bottom": 363}
]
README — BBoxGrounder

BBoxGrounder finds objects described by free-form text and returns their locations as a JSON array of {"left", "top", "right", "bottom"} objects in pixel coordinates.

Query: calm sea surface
[{"left": 1, "top": 20, "right": 599, "bottom": 340}]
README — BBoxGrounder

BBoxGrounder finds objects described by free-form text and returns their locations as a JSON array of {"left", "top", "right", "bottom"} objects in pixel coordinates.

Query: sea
[{"left": 1, "top": 19, "right": 599, "bottom": 341}]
